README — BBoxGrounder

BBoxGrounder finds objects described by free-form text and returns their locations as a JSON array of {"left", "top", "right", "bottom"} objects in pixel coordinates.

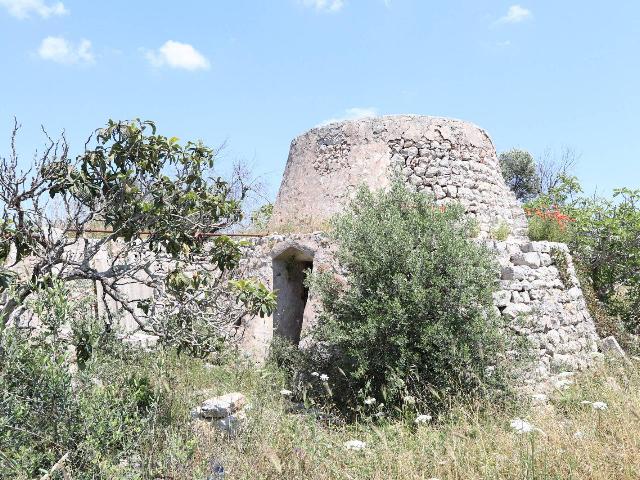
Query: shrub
[
  {"left": 0, "top": 287, "right": 165, "bottom": 479},
  {"left": 569, "top": 188, "right": 640, "bottom": 338},
  {"left": 305, "top": 183, "right": 516, "bottom": 417},
  {"left": 490, "top": 222, "right": 511, "bottom": 241},
  {"left": 525, "top": 206, "right": 573, "bottom": 242}
]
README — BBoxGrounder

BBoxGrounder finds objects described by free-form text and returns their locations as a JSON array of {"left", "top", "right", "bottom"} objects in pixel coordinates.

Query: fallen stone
[
  {"left": 512, "top": 252, "right": 541, "bottom": 268},
  {"left": 600, "top": 336, "right": 626, "bottom": 358},
  {"left": 201, "top": 392, "right": 246, "bottom": 419}
]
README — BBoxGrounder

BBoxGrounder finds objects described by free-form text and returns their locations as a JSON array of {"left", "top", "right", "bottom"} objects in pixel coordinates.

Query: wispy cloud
[
  {"left": 38, "top": 36, "right": 94, "bottom": 64},
  {"left": 495, "top": 5, "right": 532, "bottom": 25},
  {"left": 145, "top": 41, "right": 210, "bottom": 71},
  {"left": 0, "top": 0, "right": 67, "bottom": 19},
  {"left": 301, "top": 0, "right": 344, "bottom": 13},
  {"left": 319, "top": 107, "right": 378, "bottom": 126}
]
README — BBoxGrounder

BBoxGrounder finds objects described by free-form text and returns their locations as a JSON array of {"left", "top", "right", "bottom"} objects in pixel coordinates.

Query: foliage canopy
[{"left": 304, "top": 183, "right": 514, "bottom": 415}]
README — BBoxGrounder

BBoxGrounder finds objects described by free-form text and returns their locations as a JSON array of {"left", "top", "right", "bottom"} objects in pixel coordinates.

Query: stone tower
[
  {"left": 270, "top": 115, "right": 527, "bottom": 238},
  {"left": 242, "top": 115, "right": 600, "bottom": 390}
]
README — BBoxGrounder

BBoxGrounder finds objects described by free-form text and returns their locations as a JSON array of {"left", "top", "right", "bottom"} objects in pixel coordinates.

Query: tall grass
[
  {"left": 148, "top": 356, "right": 640, "bottom": 480},
  {"left": 4, "top": 335, "right": 637, "bottom": 479}
]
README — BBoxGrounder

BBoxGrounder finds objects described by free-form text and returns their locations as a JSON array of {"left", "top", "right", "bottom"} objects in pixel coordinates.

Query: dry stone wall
[
  {"left": 490, "top": 240, "right": 599, "bottom": 386},
  {"left": 388, "top": 134, "right": 528, "bottom": 238},
  {"left": 258, "top": 115, "right": 602, "bottom": 387}
]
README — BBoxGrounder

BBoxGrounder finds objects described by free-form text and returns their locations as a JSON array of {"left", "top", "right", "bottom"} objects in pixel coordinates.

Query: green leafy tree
[
  {"left": 305, "top": 183, "right": 515, "bottom": 415},
  {"left": 522, "top": 172, "right": 640, "bottom": 341},
  {"left": 569, "top": 188, "right": 640, "bottom": 335},
  {"left": 499, "top": 149, "right": 541, "bottom": 201},
  {"left": 0, "top": 119, "right": 275, "bottom": 353}
]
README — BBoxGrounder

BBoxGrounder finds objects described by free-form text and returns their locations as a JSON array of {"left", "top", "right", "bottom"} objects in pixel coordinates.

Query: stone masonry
[{"left": 241, "top": 115, "right": 600, "bottom": 387}]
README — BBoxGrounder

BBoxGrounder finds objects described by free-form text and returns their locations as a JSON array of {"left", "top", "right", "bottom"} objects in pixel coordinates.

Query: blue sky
[{"left": 1, "top": 0, "right": 639, "bottom": 199}]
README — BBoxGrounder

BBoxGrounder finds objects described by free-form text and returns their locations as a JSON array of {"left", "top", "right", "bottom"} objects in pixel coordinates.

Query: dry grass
[{"left": 150, "top": 356, "right": 640, "bottom": 480}]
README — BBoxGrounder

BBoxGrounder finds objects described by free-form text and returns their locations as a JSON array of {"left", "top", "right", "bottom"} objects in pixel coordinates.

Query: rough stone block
[
  {"left": 201, "top": 392, "right": 246, "bottom": 419},
  {"left": 512, "top": 252, "right": 541, "bottom": 268},
  {"left": 600, "top": 336, "right": 626, "bottom": 358},
  {"left": 493, "top": 290, "right": 511, "bottom": 307}
]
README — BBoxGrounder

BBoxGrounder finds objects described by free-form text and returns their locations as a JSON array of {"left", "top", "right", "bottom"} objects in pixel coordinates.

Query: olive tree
[
  {"left": 303, "top": 183, "right": 515, "bottom": 415},
  {"left": 498, "top": 149, "right": 540, "bottom": 201},
  {"left": 0, "top": 119, "right": 274, "bottom": 354}
]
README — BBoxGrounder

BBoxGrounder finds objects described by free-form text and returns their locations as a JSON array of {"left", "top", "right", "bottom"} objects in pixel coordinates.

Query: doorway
[{"left": 272, "top": 247, "right": 313, "bottom": 345}]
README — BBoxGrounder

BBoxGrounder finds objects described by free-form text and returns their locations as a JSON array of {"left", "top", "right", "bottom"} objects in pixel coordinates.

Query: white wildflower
[
  {"left": 311, "top": 371, "right": 320, "bottom": 377},
  {"left": 580, "top": 400, "right": 592, "bottom": 405},
  {"left": 592, "top": 401, "right": 608, "bottom": 411},
  {"left": 344, "top": 439, "right": 366, "bottom": 451},
  {"left": 510, "top": 418, "right": 534, "bottom": 434},
  {"left": 364, "top": 397, "right": 376, "bottom": 406},
  {"left": 554, "top": 378, "right": 573, "bottom": 390},
  {"left": 415, "top": 414, "right": 432, "bottom": 424},
  {"left": 320, "top": 374, "right": 329, "bottom": 382},
  {"left": 280, "top": 389, "right": 293, "bottom": 396}
]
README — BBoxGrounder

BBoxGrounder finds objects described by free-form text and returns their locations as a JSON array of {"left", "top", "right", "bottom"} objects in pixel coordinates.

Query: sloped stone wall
[
  {"left": 491, "top": 240, "right": 599, "bottom": 386},
  {"left": 388, "top": 134, "right": 528, "bottom": 238}
]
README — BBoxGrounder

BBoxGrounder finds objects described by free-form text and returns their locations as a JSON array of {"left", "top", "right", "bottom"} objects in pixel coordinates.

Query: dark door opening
[{"left": 273, "top": 248, "right": 313, "bottom": 345}]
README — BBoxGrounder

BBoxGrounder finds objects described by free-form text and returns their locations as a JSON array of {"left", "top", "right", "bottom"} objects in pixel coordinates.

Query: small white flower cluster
[
  {"left": 580, "top": 400, "right": 608, "bottom": 411},
  {"left": 364, "top": 397, "right": 376, "bottom": 406},
  {"left": 403, "top": 395, "right": 416, "bottom": 405},
  {"left": 415, "top": 414, "right": 432, "bottom": 424},
  {"left": 280, "top": 389, "right": 293, "bottom": 396},
  {"left": 592, "top": 401, "right": 608, "bottom": 411},
  {"left": 344, "top": 439, "right": 366, "bottom": 451},
  {"left": 311, "top": 372, "right": 329, "bottom": 382},
  {"left": 510, "top": 418, "right": 534, "bottom": 434}
]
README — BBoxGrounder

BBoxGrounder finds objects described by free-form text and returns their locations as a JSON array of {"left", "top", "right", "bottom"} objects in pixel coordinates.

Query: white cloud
[
  {"left": 496, "top": 5, "right": 532, "bottom": 24},
  {"left": 0, "top": 0, "right": 66, "bottom": 19},
  {"left": 301, "top": 0, "right": 344, "bottom": 13},
  {"left": 38, "top": 36, "right": 94, "bottom": 64},
  {"left": 319, "top": 107, "right": 378, "bottom": 126},
  {"left": 145, "top": 40, "right": 210, "bottom": 71}
]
